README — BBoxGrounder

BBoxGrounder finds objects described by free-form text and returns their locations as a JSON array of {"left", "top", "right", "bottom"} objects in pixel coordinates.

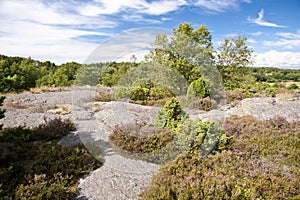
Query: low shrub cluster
[
  {"left": 0, "top": 118, "right": 102, "bottom": 199},
  {"left": 109, "top": 98, "right": 228, "bottom": 164},
  {"left": 187, "top": 97, "right": 216, "bottom": 111},
  {"left": 109, "top": 124, "right": 173, "bottom": 153},
  {"left": 140, "top": 116, "right": 300, "bottom": 199},
  {"left": 0, "top": 118, "right": 75, "bottom": 143},
  {"left": 114, "top": 78, "right": 174, "bottom": 105}
]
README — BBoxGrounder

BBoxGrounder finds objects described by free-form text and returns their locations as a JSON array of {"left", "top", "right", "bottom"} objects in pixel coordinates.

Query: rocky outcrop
[{"left": 1, "top": 88, "right": 300, "bottom": 200}]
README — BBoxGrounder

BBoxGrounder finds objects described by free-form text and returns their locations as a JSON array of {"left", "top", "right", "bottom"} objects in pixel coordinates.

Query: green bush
[
  {"left": 31, "top": 118, "right": 76, "bottom": 141},
  {"left": 0, "top": 118, "right": 102, "bottom": 199},
  {"left": 109, "top": 124, "right": 173, "bottom": 153},
  {"left": 130, "top": 86, "right": 150, "bottom": 102},
  {"left": 155, "top": 97, "right": 185, "bottom": 129},
  {"left": 114, "top": 79, "right": 174, "bottom": 105},
  {"left": 186, "top": 77, "right": 210, "bottom": 102},
  {"left": 133, "top": 78, "right": 154, "bottom": 89},
  {"left": 140, "top": 116, "right": 300, "bottom": 199},
  {"left": 0, "top": 127, "right": 33, "bottom": 143},
  {"left": 148, "top": 85, "right": 174, "bottom": 101},
  {"left": 265, "top": 87, "right": 278, "bottom": 97},
  {"left": 173, "top": 119, "right": 209, "bottom": 151},
  {"left": 288, "top": 83, "right": 299, "bottom": 90}
]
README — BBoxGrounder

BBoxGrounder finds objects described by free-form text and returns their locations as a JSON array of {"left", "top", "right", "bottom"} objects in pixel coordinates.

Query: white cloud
[
  {"left": 247, "top": 38, "right": 256, "bottom": 44},
  {"left": 138, "top": 0, "right": 186, "bottom": 15},
  {"left": 263, "top": 40, "right": 300, "bottom": 49},
  {"left": 0, "top": 0, "right": 117, "bottom": 64},
  {"left": 0, "top": 0, "right": 116, "bottom": 27},
  {"left": 188, "top": 0, "right": 251, "bottom": 13},
  {"left": 190, "top": 0, "right": 238, "bottom": 12},
  {"left": 79, "top": 0, "right": 142, "bottom": 16},
  {"left": 247, "top": 9, "right": 285, "bottom": 28},
  {"left": 250, "top": 31, "right": 263, "bottom": 36},
  {"left": 85, "top": 28, "right": 170, "bottom": 64},
  {"left": 0, "top": 20, "right": 104, "bottom": 63},
  {"left": 161, "top": 17, "right": 172, "bottom": 21},
  {"left": 122, "top": 14, "right": 161, "bottom": 23},
  {"left": 276, "top": 30, "right": 300, "bottom": 39},
  {"left": 254, "top": 50, "right": 300, "bottom": 68},
  {"left": 79, "top": 0, "right": 186, "bottom": 16},
  {"left": 263, "top": 31, "right": 300, "bottom": 50}
]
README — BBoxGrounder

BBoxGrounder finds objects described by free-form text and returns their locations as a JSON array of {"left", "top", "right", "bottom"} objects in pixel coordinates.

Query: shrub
[
  {"left": 0, "top": 127, "right": 33, "bottom": 143},
  {"left": 288, "top": 83, "right": 299, "bottom": 90},
  {"left": 265, "top": 87, "right": 278, "bottom": 97},
  {"left": 114, "top": 87, "right": 132, "bottom": 100},
  {"left": 187, "top": 97, "right": 216, "bottom": 111},
  {"left": 173, "top": 119, "right": 209, "bottom": 151},
  {"left": 186, "top": 77, "right": 210, "bottom": 102},
  {"left": 155, "top": 97, "right": 186, "bottom": 129},
  {"left": 31, "top": 118, "right": 76, "bottom": 141},
  {"left": 0, "top": 141, "right": 102, "bottom": 199},
  {"left": 130, "top": 86, "right": 150, "bottom": 102},
  {"left": 148, "top": 85, "right": 174, "bottom": 101},
  {"left": 133, "top": 78, "right": 154, "bottom": 89},
  {"left": 140, "top": 116, "right": 300, "bottom": 199},
  {"left": 114, "top": 79, "right": 175, "bottom": 105},
  {"left": 109, "top": 124, "right": 173, "bottom": 153}
]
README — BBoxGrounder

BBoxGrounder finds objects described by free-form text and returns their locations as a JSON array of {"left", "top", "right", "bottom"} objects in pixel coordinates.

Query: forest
[{"left": 0, "top": 23, "right": 300, "bottom": 199}]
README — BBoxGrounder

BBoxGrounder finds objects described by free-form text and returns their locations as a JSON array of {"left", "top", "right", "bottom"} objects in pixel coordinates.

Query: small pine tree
[
  {"left": 155, "top": 97, "right": 185, "bottom": 129},
  {"left": 186, "top": 77, "right": 210, "bottom": 102}
]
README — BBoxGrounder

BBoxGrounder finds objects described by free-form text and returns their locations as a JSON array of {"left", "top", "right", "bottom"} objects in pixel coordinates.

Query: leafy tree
[
  {"left": 74, "top": 63, "right": 104, "bottom": 86},
  {"left": 216, "top": 36, "right": 254, "bottom": 90},
  {"left": 216, "top": 36, "right": 253, "bottom": 68},
  {"left": 146, "top": 23, "right": 214, "bottom": 83}
]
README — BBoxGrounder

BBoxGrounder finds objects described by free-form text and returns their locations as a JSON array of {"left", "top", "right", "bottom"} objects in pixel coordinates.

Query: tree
[
  {"left": 145, "top": 23, "right": 214, "bottom": 83},
  {"left": 216, "top": 36, "right": 254, "bottom": 90},
  {"left": 216, "top": 35, "right": 253, "bottom": 68}
]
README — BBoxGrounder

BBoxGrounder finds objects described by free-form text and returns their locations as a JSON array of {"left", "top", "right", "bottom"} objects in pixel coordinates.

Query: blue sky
[{"left": 0, "top": 0, "right": 299, "bottom": 68}]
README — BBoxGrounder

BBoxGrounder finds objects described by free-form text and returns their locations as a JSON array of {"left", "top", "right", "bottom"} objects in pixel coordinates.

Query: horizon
[{"left": 0, "top": 0, "right": 299, "bottom": 69}]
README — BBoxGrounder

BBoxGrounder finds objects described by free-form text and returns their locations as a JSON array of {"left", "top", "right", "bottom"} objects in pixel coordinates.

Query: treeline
[
  {"left": 0, "top": 55, "right": 80, "bottom": 93},
  {"left": 249, "top": 67, "right": 300, "bottom": 82},
  {"left": 1, "top": 53, "right": 299, "bottom": 94},
  {"left": 0, "top": 54, "right": 138, "bottom": 93}
]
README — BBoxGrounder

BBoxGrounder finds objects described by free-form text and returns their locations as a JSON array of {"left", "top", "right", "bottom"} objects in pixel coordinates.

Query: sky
[{"left": 0, "top": 0, "right": 300, "bottom": 68}]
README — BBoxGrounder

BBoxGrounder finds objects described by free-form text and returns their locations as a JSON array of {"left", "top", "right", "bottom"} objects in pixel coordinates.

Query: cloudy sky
[{"left": 0, "top": 0, "right": 299, "bottom": 68}]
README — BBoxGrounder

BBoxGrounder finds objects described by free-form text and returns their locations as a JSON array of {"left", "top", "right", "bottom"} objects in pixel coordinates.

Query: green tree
[
  {"left": 216, "top": 36, "right": 254, "bottom": 90},
  {"left": 146, "top": 23, "right": 214, "bottom": 83},
  {"left": 216, "top": 36, "right": 253, "bottom": 68}
]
